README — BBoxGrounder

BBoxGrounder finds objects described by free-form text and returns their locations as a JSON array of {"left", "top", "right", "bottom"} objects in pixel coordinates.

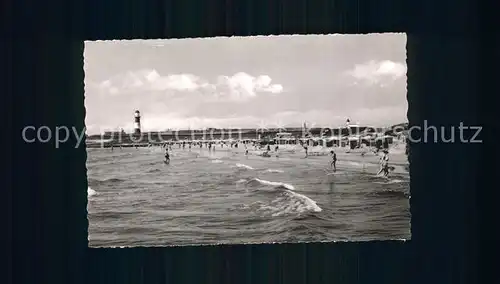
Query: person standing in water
[
  {"left": 377, "top": 149, "right": 390, "bottom": 176},
  {"left": 244, "top": 144, "right": 249, "bottom": 158},
  {"left": 164, "top": 148, "right": 170, "bottom": 164},
  {"left": 330, "top": 150, "right": 337, "bottom": 172},
  {"left": 304, "top": 144, "right": 309, "bottom": 158},
  {"left": 361, "top": 150, "right": 366, "bottom": 172}
]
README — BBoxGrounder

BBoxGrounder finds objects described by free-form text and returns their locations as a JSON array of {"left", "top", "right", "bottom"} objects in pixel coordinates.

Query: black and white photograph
[{"left": 84, "top": 34, "right": 410, "bottom": 247}]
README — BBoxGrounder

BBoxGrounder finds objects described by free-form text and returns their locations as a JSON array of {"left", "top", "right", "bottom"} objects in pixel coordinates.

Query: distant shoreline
[
  {"left": 86, "top": 123, "right": 408, "bottom": 140},
  {"left": 86, "top": 125, "right": 393, "bottom": 138}
]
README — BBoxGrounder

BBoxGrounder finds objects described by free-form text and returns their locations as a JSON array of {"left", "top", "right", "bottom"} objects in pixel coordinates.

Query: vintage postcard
[{"left": 84, "top": 34, "right": 410, "bottom": 247}]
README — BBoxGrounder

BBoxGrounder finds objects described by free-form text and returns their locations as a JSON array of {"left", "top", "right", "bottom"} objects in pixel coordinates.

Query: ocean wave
[
  {"left": 211, "top": 159, "right": 223, "bottom": 164},
  {"left": 88, "top": 187, "right": 97, "bottom": 197},
  {"left": 88, "top": 177, "right": 125, "bottom": 185},
  {"left": 242, "top": 178, "right": 322, "bottom": 216},
  {"left": 105, "top": 177, "right": 125, "bottom": 183},
  {"left": 248, "top": 178, "right": 295, "bottom": 190},
  {"left": 264, "top": 169, "right": 284, "bottom": 173},
  {"left": 374, "top": 179, "right": 404, "bottom": 185},
  {"left": 278, "top": 190, "right": 322, "bottom": 215},
  {"left": 235, "top": 163, "right": 254, "bottom": 170},
  {"left": 372, "top": 189, "right": 409, "bottom": 198},
  {"left": 246, "top": 191, "right": 322, "bottom": 217}
]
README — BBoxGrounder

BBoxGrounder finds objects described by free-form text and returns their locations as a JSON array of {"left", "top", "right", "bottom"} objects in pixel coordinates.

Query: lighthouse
[{"left": 134, "top": 110, "right": 141, "bottom": 135}]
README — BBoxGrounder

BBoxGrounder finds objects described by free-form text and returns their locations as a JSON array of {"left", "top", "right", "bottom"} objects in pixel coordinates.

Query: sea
[{"left": 87, "top": 145, "right": 411, "bottom": 247}]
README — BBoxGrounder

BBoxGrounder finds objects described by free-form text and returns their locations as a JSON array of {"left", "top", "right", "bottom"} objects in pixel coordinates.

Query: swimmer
[{"left": 330, "top": 150, "right": 337, "bottom": 172}]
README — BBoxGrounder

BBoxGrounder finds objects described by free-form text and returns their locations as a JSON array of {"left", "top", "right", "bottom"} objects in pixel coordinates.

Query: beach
[{"left": 87, "top": 142, "right": 411, "bottom": 247}]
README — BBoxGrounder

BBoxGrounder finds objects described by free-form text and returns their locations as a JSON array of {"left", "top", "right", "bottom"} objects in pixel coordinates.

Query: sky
[{"left": 84, "top": 34, "right": 407, "bottom": 134}]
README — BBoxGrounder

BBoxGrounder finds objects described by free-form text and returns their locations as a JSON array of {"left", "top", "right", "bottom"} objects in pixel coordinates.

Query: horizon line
[{"left": 86, "top": 122, "right": 408, "bottom": 136}]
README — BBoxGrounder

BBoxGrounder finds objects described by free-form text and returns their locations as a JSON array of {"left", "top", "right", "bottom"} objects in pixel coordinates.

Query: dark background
[{"left": 3, "top": 0, "right": 487, "bottom": 283}]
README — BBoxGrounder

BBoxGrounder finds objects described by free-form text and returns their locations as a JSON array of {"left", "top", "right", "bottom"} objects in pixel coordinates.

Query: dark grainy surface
[{"left": 87, "top": 145, "right": 410, "bottom": 247}]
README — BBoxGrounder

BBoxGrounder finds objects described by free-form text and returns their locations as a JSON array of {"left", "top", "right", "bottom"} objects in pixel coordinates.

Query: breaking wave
[
  {"left": 248, "top": 178, "right": 295, "bottom": 190},
  {"left": 241, "top": 178, "right": 322, "bottom": 217},
  {"left": 88, "top": 187, "right": 97, "bottom": 197},
  {"left": 235, "top": 163, "right": 254, "bottom": 170},
  {"left": 264, "top": 169, "right": 284, "bottom": 173}
]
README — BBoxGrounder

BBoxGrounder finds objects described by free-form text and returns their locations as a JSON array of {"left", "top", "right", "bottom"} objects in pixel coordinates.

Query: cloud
[
  {"left": 146, "top": 71, "right": 205, "bottom": 92},
  {"left": 216, "top": 72, "right": 283, "bottom": 100},
  {"left": 346, "top": 60, "right": 406, "bottom": 85},
  {"left": 96, "top": 70, "right": 283, "bottom": 101}
]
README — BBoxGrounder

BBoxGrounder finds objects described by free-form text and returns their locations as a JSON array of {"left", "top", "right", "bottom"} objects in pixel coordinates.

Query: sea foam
[
  {"left": 88, "top": 187, "right": 97, "bottom": 197},
  {"left": 281, "top": 190, "right": 323, "bottom": 214},
  {"left": 235, "top": 163, "right": 254, "bottom": 170},
  {"left": 264, "top": 169, "right": 284, "bottom": 173},
  {"left": 247, "top": 178, "right": 322, "bottom": 216},
  {"left": 252, "top": 178, "right": 295, "bottom": 190}
]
